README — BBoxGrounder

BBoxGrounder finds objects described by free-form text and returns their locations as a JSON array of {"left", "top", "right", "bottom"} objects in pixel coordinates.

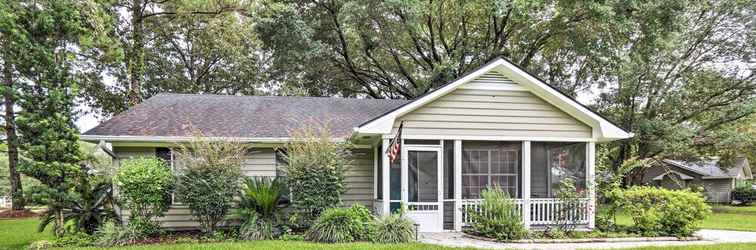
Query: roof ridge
[{"left": 154, "top": 92, "right": 412, "bottom": 102}]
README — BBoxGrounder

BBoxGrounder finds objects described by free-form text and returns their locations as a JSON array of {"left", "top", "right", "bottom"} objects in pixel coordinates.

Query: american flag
[{"left": 386, "top": 121, "right": 404, "bottom": 163}]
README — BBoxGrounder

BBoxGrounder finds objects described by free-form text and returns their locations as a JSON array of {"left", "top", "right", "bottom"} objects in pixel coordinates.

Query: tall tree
[
  {"left": 591, "top": 0, "right": 756, "bottom": 183},
  {"left": 4, "top": 0, "right": 114, "bottom": 235},
  {"left": 80, "top": 0, "right": 259, "bottom": 116},
  {"left": 1, "top": 59, "right": 23, "bottom": 211},
  {"left": 255, "top": 0, "right": 685, "bottom": 98}
]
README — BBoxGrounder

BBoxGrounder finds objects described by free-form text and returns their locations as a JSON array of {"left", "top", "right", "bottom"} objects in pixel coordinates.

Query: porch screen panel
[
  {"left": 443, "top": 140, "right": 454, "bottom": 199},
  {"left": 389, "top": 154, "right": 401, "bottom": 212},
  {"left": 530, "top": 142, "right": 587, "bottom": 198},
  {"left": 408, "top": 151, "right": 439, "bottom": 202},
  {"left": 461, "top": 141, "right": 521, "bottom": 199}
]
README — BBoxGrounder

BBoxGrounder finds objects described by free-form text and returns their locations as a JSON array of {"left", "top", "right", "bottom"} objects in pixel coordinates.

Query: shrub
[
  {"left": 236, "top": 177, "right": 289, "bottom": 240},
  {"left": 114, "top": 157, "right": 172, "bottom": 234},
  {"left": 237, "top": 177, "right": 288, "bottom": 222},
  {"left": 173, "top": 134, "right": 248, "bottom": 234},
  {"left": 238, "top": 213, "right": 279, "bottom": 240},
  {"left": 282, "top": 124, "right": 351, "bottom": 226},
  {"left": 733, "top": 185, "right": 756, "bottom": 205},
  {"left": 92, "top": 221, "right": 142, "bottom": 247},
  {"left": 372, "top": 213, "right": 415, "bottom": 243},
  {"left": 465, "top": 187, "right": 526, "bottom": 241},
  {"left": 52, "top": 231, "right": 95, "bottom": 247},
  {"left": 620, "top": 186, "right": 711, "bottom": 237},
  {"left": 304, "top": 205, "right": 371, "bottom": 243}
]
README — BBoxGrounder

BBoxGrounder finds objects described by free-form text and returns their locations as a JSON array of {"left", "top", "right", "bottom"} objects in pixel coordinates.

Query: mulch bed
[{"left": 0, "top": 209, "right": 38, "bottom": 219}]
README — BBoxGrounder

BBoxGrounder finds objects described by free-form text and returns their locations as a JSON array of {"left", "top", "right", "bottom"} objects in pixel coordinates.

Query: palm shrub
[
  {"left": 35, "top": 177, "right": 117, "bottom": 236},
  {"left": 372, "top": 213, "right": 415, "bottom": 243},
  {"left": 304, "top": 205, "right": 372, "bottom": 243},
  {"left": 114, "top": 157, "right": 172, "bottom": 235},
  {"left": 282, "top": 124, "right": 351, "bottom": 226},
  {"left": 174, "top": 133, "right": 248, "bottom": 234},
  {"left": 465, "top": 186, "right": 526, "bottom": 241},
  {"left": 236, "top": 177, "right": 288, "bottom": 240}
]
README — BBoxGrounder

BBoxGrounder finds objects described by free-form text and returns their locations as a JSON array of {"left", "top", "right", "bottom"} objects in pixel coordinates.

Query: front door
[{"left": 402, "top": 146, "right": 444, "bottom": 232}]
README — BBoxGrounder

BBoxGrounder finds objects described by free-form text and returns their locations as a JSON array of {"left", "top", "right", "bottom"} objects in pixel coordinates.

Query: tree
[
  {"left": 591, "top": 0, "right": 756, "bottom": 183},
  {"left": 80, "top": 0, "right": 264, "bottom": 116},
  {"left": 1, "top": 62, "right": 23, "bottom": 211},
  {"left": 4, "top": 0, "right": 114, "bottom": 236},
  {"left": 254, "top": 0, "right": 680, "bottom": 98},
  {"left": 0, "top": 0, "right": 25, "bottom": 212}
]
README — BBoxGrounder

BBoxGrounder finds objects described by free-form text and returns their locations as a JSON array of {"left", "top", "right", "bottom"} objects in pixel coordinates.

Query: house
[
  {"left": 81, "top": 57, "right": 632, "bottom": 232},
  {"left": 643, "top": 157, "right": 752, "bottom": 203}
]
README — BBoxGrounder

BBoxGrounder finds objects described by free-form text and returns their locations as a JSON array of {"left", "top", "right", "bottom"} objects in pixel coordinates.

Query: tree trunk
[
  {"left": 127, "top": 0, "right": 145, "bottom": 106},
  {"left": 3, "top": 62, "right": 24, "bottom": 211}
]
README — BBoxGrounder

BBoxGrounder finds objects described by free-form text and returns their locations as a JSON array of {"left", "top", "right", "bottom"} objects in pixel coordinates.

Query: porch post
[
  {"left": 522, "top": 141, "right": 531, "bottom": 229},
  {"left": 587, "top": 142, "right": 596, "bottom": 229},
  {"left": 453, "top": 140, "right": 462, "bottom": 231},
  {"left": 382, "top": 138, "right": 391, "bottom": 216}
]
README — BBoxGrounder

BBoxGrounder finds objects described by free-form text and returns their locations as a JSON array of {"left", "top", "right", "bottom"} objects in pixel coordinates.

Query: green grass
[
  {"left": 71, "top": 242, "right": 479, "bottom": 250},
  {"left": 614, "top": 204, "right": 756, "bottom": 232},
  {"left": 0, "top": 218, "right": 53, "bottom": 250},
  {"left": 594, "top": 243, "right": 756, "bottom": 250},
  {"left": 2, "top": 217, "right": 756, "bottom": 250}
]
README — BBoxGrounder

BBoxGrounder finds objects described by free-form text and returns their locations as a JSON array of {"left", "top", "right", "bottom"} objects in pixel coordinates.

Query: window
[
  {"left": 530, "top": 142, "right": 586, "bottom": 198},
  {"left": 462, "top": 142, "right": 521, "bottom": 199},
  {"left": 274, "top": 148, "right": 291, "bottom": 202}
]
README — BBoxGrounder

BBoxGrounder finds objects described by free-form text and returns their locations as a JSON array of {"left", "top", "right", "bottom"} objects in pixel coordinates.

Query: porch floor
[{"left": 419, "top": 230, "right": 756, "bottom": 250}]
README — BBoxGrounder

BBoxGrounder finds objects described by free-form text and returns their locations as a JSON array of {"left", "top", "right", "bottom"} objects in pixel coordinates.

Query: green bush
[
  {"left": 304, "top": 205, "right": 372, "bottom": 243},
  {"left": 238, "top": 213, "right": 279, "bottom": 240},
  {"left": 620, "top": 186, "right": 711, "bottom": 237},
  {"left": 92, "top": 221, "right": 142, "bottom": 247},
  {"left": 465, "top": 187, "right": 526, "bottom": 241},
  {"left": 733, "top": 185, "right": 756, "bottom": 205},
  {"left": 173, "top": 136, "right": 248, "bottom": 234},
  {"left": 282, "top": 125, "right": 351, "bottom": 226},
  {"left": 114, "top": 157, "right": 173, "bottom": 233},
  {"left": 372, "top": 213, "right": 415, "bottom": 243},
  {"left": 52, "top": 231, "right": 95, "bottom": 247}
]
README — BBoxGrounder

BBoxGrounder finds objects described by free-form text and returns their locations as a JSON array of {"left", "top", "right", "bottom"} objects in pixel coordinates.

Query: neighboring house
[
  {"left": 643, "top": 158, "right": 753, "bottom": 203},
  {"left": 81, "top": 57, "right": 632, "bottom": 232}
]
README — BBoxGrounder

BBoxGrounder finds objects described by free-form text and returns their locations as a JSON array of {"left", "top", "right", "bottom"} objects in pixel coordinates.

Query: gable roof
[
  {"left": 663, "top": 158, "right": 753, "bottom": 180},
  {"left": 652, "top": 170, "right": 695, "bottom": 181},
  {"left": 82, "top": 94, "right": 409, "bottom": 142},
  {"left": 354, "top": 57, "right": 632, "bottom": 142}
]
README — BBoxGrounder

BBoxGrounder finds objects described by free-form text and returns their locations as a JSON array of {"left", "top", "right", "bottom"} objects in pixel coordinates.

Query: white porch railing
[{"left": 461, "top": 198, "right": 590, "bottom": 226}]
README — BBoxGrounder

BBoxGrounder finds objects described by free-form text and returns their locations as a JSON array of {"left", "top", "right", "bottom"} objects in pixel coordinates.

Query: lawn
[
  {"left": 0, "top": 218, "right": 53, "bottom": 250},
  {"left": 2, "top": 217, "right": 756, "bottom": 250},
  {"left": 614, "top": 204, "right": 756, "bottom": 232}
]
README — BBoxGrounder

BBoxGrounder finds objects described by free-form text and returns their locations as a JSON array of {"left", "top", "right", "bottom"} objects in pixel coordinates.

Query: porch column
[
  {"left": 521, "top": 141, "right": 531, "bottom": 229},
  {"left": 587, "top": 142, "right": 596, "bottom": 229},
  {"left": 382, "top": 138, "right": 390, "bottom": 215},
  {"left": 453, "top": 140, "right": 462, "bottom": 231}
]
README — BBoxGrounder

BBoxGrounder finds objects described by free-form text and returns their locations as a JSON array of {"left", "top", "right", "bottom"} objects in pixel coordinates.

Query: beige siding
[
  {"left": 243, "top": 148, "right": 277, "bottom": 177},
  {"left": 113, "top": 146, "right": 280, "bottom": 230},
  {"left": 696, "top": 179, "right": 734, "bottom": 203},
  {"left": 394, "top": 72, "right": 592, "bottom": 138},
  {"left": 343, "top": 148, "right": 375, "bottom": 207}
]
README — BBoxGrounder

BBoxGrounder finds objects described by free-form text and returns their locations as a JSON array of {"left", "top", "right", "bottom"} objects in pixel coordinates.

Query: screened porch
[{"left": 373, "top": 139, "right": 595, "bottom": 232}]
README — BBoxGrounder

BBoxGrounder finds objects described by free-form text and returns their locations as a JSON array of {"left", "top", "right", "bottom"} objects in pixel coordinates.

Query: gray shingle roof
[
  {"left": 83, "top": 94, "right": 410, "bottom": 138},
  {"left": 663, "top": 159, "right": 749, "bottom": 178}
]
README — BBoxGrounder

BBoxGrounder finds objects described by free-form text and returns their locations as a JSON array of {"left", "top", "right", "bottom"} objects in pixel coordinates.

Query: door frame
[{"left": 401, "top": 145, "right": 444, "bottom": 232}]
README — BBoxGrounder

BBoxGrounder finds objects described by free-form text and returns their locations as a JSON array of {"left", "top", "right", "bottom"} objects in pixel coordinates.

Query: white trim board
[{"left": 354, "top": 58, "right": 632, "bottom": 142}]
